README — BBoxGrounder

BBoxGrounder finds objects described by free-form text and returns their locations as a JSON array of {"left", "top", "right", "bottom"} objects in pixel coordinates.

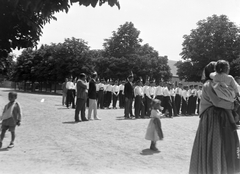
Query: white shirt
[
  {"left": 113, "top": 85, "right": 119, "bottom": 94},
  {"left": 175, "top": 87, "right": 182, "bottom": 96},
  {"left": 98, "top": 83, "right": 105, "bottom": 91},
  {"left": 197, "top": 89, "right": 202, "bottom": 99},
  {"left": 155, "top": 86, "right": 163, "bottom": 96},
  {"left": 119, "top": 84, "right": 124, "bottom": 91},
  {"left": 134, "top": 86, "right": 144, "bottom": 97},
  {"left": 106, "top": 84, "right": 113, "bottom": 92},
  {"left": 163, "top": 87, "right": 171, "bottom": 96},
  {"left": 66, "top": 81, "right": 75, "bottom": 90},
  {"left": 170, "top": 89, "right": 176, "bottom": 97},
  {"left": 181, "top": 89, "right": 188, "bottom": 100}
]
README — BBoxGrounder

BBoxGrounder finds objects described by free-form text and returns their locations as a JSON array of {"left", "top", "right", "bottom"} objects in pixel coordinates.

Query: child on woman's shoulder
[
  {"left": 0, "top": 92, "right": 22, "bottom": 148},
  {"left": 145, "top": 99, "right": 164, "bottom": 151}
]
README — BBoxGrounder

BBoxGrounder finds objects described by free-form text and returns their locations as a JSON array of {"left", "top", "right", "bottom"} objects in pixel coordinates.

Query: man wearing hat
[
  {"left": 162, "top": 82, "right": 173, "bottom": 118},
  {"left": 181, "top": 86, "right": 188, "bottom": 115},
  {"left": 119, "top": 80, "right": 125, "bottom": 108},
  {"left": 75, "top": 73, "right": 88, "bottom": 122},
  {"left": 88, "top": 72, "right": 101, "bottom": 120},
  {"left": 124, "top": 74, "right": 134, "bottom": 118}
]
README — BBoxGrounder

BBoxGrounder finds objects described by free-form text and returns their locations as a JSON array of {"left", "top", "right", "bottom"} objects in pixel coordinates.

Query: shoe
[
  {"left": 82, "top": 119, "right": 88, "bottom": 121},
  {"left": 88, "top": 118, "right": 94, "bottom": 121},
  {"left": 75, "top": 120, "right": 81, "bottom": 123},
  {"left": 8, "top": 142, "right": 14, "bottom": 148},
  {"left": 94, "top": 117, "right": 101, "bottom": 120}
]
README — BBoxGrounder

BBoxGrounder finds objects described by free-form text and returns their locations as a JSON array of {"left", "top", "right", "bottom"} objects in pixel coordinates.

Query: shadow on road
[
  {"left": 140, "top": 148, "right": 160, "bottom": 155},
  {"left": 0, "top": 147, "right": 9, "bottom": 152},
  {"left": 62, "top": 121, "right": 78, "bottom": 124}
]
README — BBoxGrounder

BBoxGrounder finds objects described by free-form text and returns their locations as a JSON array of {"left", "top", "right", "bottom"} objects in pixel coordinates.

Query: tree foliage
[
  {"left": 0, "top": 0, "right": 120, "bottom": 57},
  {"left": 178, "top": 15, "right": 240, "bottom": 81}
]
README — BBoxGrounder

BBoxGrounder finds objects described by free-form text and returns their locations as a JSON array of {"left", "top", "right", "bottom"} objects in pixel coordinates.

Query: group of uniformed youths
[{"left": 62, "top": 75, "right": 203, "bottom": 119}]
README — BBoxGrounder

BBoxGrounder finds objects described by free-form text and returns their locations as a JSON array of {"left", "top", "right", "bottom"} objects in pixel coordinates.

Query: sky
[{"left": 14, "top": 0, "right": 240, "bottom": 61}]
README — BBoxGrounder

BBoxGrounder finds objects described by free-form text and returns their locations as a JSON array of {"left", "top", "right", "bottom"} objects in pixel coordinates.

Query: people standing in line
[
  {"left": 134, "top": 79, "right": 145, "bottom": 118},
  {"left": 175, "top": 82, "right": 182, "bottom": 115},
  {"left": 75, "top": 73, "right": 88, "bottom": 122},
  {"left": 0, "top": 92, "right": 22, "bottom": 149},
  {"left": 62, "top": 78, "right": 68, "bottom": 106},
  {"left": 170, "top": 84, "right": 177, "bottom": 116},
  {"left": 124, "top": 75, "right": 134, "bottom": 119},
  {"left": 162, "top": 82, "right": 173, "bottom": 118},
  {"left": 145, "top": 99, "right": 164, "bottom": 151},
  {"left": 88, "top": 72, "right": 101, "bottom": 120},
  {"left": 119, "top": 81, "right": 125, "bottom": 109},
  {"left": 189, "top": 61, "right": 240, "bottom": 174},
  {"left": 97, "top": 79, "right": 105, "bottom": 109},
  {"left": 181, "top": 86, "right": 188, "bottom": 115},
  {"left": 112, "top": 80, "right": 119, "bottom": 109},
  {"left": 66, "top": 77, "right": 76, "bottom": 109}
]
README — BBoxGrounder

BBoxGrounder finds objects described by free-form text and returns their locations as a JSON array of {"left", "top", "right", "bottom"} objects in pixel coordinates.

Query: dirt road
[{"left": 0, "top": 88, "right": 199, "bottom": 174}]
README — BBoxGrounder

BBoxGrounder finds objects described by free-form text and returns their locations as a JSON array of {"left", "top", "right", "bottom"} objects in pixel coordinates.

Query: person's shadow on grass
[{"left": 140, "top": 148, "right": 160, "bottom": 155}]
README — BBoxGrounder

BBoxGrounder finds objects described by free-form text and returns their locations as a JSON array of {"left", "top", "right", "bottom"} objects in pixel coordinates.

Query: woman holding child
[{"left": 189, "top": 61, "right": 240, "bottom": 174}]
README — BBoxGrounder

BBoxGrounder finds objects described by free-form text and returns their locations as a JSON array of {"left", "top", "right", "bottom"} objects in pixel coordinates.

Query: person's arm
[
  {"left": 206, "top": 82, "right": 234, "bottom": 110},
  {"left": 16, "top": 102, "right": 22, "bottom": 126},
  {"left": 229, "top": 75, "right": 240, "bottom": 94},
  {"left": 78, "top": 80, "right": 87, "bottom": 89}
]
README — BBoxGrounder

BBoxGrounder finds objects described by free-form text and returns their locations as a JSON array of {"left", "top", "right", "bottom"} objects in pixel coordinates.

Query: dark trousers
[
  {"left": 112, "top": 93, "right": 118, "bottom": 108},
  {"left": 75, "top": 98, "right": 87, "bottom": 121},
  {"left": 181, "top": 98, "right": 187, "bottom": 115},
  {"left": 66, "top": 89, "right": 75, "bottom": 108},
  {"left": 106, "top": 91, "right": 112, "bottom": 107},
  {"left": 97, "top": 90, "right": 104, "bottom": 109},
  {"left": 163, "top": 96, "right": 172, "bottom": 117},
  {"left": 155, "top": 95, "right": 164, "bottom": 102},
  {"left": 146, "top": 96, "right": 153, "bottom": 116},
  {"left": 124, "top": 97, "right": 133, "bottom": 117},
  {"left": 134, "top": 96, "right": 145, "bottom": 118},
  {"left": 119, "top": 91, "right": 124, "bottom": 108},
  {"left": 197, "top": 98, "right": 200, "bottom": 114},
  {"left": 187, "top": 96, "right": 193, "bottom": 115},
  {"left": 175, "top": 94, "right": 181, "bottom": 115},
  {"left": 192, "top": 96, "right": 197, "bottom": 114},
  {"left": 171, "top": 96, "right": 177, "bottom": 116}
]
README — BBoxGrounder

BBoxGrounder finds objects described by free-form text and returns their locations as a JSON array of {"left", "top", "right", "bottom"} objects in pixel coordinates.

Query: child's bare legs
[
  {"left": 10, "top": 131, "right": 15, "bottom": 145},
  {"left": 150, "top": 141, "right": 159, "bottom": 151},
  {"left": 0, "top": 129, "right": 7, "bottom": 148}
]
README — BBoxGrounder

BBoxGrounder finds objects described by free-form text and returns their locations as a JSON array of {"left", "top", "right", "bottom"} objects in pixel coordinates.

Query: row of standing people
[{"left": 61, "top": 75, "right": 203, "bottom": 119}]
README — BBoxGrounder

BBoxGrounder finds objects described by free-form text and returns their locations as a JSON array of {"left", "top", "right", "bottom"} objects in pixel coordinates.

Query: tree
[
  {"left": 103, "top": 22, "right": 142, "bottom": 58},
  {"left": 178, "top": 15, "right": 240, "bottom": 81},
  {"left": 0, "top": 0, "right": 120, "bottom": 57}
]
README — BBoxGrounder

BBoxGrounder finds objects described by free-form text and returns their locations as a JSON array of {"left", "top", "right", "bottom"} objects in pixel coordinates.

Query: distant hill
[{"left": 168, "top": 60, "right": 178, "bottom": 77}]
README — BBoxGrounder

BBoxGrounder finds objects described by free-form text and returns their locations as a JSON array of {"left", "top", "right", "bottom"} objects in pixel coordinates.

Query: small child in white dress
[
  {"left": 210, "top": 60, "right": 240, "bottom": 127},
  {"left": 145, "top": 99, "right": 164, "bottom": 151}
]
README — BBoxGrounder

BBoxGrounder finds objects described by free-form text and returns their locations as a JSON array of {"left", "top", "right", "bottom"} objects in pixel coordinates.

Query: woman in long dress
[{"left": 189, "top": 61, "right": 240, "bottom": 174}]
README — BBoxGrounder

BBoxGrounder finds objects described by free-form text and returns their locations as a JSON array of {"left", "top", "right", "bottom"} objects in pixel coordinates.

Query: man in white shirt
[
  {"left": 112, "top": 80, "right": 119, "bottom": 109},
  {"left": 145, "top": 80, "right": 155, "bottom": 116},
  {"left": 155, "top": 82, "right": 164, "bottom": 102},
  {"left": 134, "top": 80, "right": 145, "bottom": 118},
  {"left": 175, "top": 82, "right": 183, "bottom": 115},
  {"left": 181, "top": 86, "right": 188, "bottom": 115},
  {"left": 66, "top": 77, "right": 75, "bottom": 109},
  {"left": 105, "top": 80, "right": 113, "bottom": 109},
  {"left": 97, "top": 79, "right": 105, "bottom": 109},
  {"left": 119, "top": 81, "right": 125, "bottom": 108},
  {"left": 163, "top": 82, "right": 173, "bottom": 118},
  {"left": 197, "top": 85, "right": 202, "bottom": 114}
]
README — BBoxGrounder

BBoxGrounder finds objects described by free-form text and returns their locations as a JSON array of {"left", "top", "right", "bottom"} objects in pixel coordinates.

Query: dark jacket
[
  {"left": 88, "top": 79, "right": 97, "bottom": 99},
  {"left": 76, "top": 80, "right": 88, "bottom": 100},
  {"left": 124, "top": 81, "right": 134, "bottom": 99}
]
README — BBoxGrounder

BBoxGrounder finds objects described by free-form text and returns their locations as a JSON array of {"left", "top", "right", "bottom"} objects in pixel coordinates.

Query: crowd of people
[{"left": 61, "top": 73, "right": 203, "bottom": 120}]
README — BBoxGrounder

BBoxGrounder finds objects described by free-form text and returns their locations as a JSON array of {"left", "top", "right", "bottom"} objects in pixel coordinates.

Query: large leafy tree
[
  {"left": 177, "top": 14, "right": 240, "bottom": 81},
  {"left": 0, "top": 0, "right": 120, "bottom": 57},
  {"left": 103, "top": 22, "right": 142, "bottom": 58}
]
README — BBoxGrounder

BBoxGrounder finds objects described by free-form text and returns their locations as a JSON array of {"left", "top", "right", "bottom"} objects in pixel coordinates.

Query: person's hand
[{"left": 16, "top": 120, "right": 21, "bottom": 126}]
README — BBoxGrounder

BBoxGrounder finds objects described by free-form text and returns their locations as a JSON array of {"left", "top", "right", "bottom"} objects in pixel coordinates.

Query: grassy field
[{"left": 0, "top": 88, "right": 199, "bottom": 174}]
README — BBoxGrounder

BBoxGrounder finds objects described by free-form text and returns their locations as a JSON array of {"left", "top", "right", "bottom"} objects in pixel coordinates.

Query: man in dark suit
[
  {"left": 124, "top": 75, "right": 134, "bottom": 119},
  {"left": 74, "top": 73, "right": 88, "bottom": 122}
]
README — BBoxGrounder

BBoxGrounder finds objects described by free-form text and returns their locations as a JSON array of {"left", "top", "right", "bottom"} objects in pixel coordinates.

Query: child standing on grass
[
  {"left": 0, "top": 92, "right": 22, "bottom": 148},
  {"left": 145, "top": 99, "right": 164, "bottom": 151}
]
